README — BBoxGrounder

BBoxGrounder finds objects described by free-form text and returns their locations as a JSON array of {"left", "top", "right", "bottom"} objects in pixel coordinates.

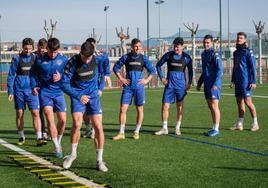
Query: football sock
[
  {"left": 163, "top": 121, "right": 168, "bottom": 129},
  {"left": 119, "top": 124, "right": 125, "bottom": 134},
  {"left": 18, "top": 130, "right": 25, "bottom": 139},
  {"left": 96, "top": 149, "right": 103, "bottom": 162},
  {"left": 135, "top": 124, "right": 141, "bottom": 133},
  {"left": 175, "top": 121, "right": 181, "bottom": 130},
  {"left": 71, "top": 143, "right": 78, "bottom": 157}
]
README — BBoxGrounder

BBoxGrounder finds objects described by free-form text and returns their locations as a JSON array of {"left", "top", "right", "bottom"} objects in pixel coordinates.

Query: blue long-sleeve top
[
  {"left": 197, "top": 48, "right": 223, "bottom": 90},
  {"left": 60, "top": 54, "right": 104, "bottom": 100},
  {"left": 95, "top": 51, "right": 110, "bottom": 76},
  {"left": 156, "top": 51, "right": 193, "bottom": 88},
  {"left": 232, "top": 47, "right": 257, "bottom": 87},
  {"left": 30, "top": 52, "right": 68, "bottom": 96},
  {"left": 113, "top": 52, "right": 155, "bottom": 89},
  {"left": 7, "top": 53, "right": 35, "bottom": 96}
]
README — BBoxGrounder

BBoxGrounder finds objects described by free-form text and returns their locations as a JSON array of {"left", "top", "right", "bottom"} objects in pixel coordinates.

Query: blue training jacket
[
  {"left": 7, "top": 53, "right": 35, "bottom": 96},
  {"left": 232, "top": 47, "right": 257, "bottom": 87},
  {"left": 156, "top": 51, "right": 193, "bottom": 89},
  {"left": 61, "top": 54, "right": 104, "bottom": 100},
  {"left": 95, "top": 51, "right": 110, "bottom": 76},
  {"left": 113, "top": 52, "right": 155, "bottom": 89},
  {"left": 30, "top": 52, "right": 68, "bottom": 96},
  {"left": 197, "top": 48, "right": 223, "bottom": 90}
]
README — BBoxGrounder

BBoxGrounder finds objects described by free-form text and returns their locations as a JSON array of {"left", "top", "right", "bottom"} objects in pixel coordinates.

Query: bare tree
[
  {"left": 116, "top": 27, "right": 130, "bottom": 55},
  {"left": 184, "top": 22, "right": 199, "bottom": 86},
  {"left": 89, "top": 28, "right": 102, "bottom": 44},
  {"left": 253, "top": 20, "right": 265, "bottom": 84},
  {"left": 44, "top": 19, "right": 57, "bottom": 40}
]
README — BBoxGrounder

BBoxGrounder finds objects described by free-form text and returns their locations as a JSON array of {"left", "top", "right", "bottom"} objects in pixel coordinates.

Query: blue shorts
[
  {"left": 14, "top": 91, "right": 39, "bottom": 110},
  {"left": 71, "top": 95, "right": 102, "bottom": 115},
  {"left": 204, "top": 88, "right": 221, "bottom": 100},
  {"left": 121, "top": 88, "right": 145, "bottom": 106},
  {"left": 235, "top": 86, "right": 252, "bottom": 98},
  {"left": 39, "top": 93, "right": 66, "bottom": 112},
  {"left": 162, "top": 87, "right": 186, "bottom": 104}
]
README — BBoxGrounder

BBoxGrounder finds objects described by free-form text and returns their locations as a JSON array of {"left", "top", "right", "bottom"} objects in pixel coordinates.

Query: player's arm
[
  {"left": 248, "top": 49, "right": 257, "bottom": 89},
  {"left": 138, "top": 55, "right": 155, "bottom": 85},
  {"left": 30, "top": 58, "right": 41, "bottom": 96},
  {"left": 196, "top": 73, "right": 203, "bottom": 91},
  {"left": 102, "top": 53, "right": 112, "bottom": 88},
  {"left": 113, "top": 55, "right": 130, "bottom": 86},
  {"left": 212, "top": 52, "right": 223, "bottom": 90},
  {"left": 156, "top": 52, "right": 169, "bottom": 85},
  {"left": 7, "top": 57, "right": 18, "bottom": 101},
  {"left": 186, "top": 56, "right": 193, "bottom": 90},
  {"left": 98, "top": 61, "right": 105, "bottom": 95},
  {"left": 60, "top": 60, "right": 81, "bottom": 100},
  {"left": 230, "top": 52, "right": 236, "bottom": 88}
]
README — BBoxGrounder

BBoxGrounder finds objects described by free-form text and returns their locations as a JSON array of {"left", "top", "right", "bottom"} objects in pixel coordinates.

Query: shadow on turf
[{"left": 215, "top": 166, "right": 268, "bottom": 172}]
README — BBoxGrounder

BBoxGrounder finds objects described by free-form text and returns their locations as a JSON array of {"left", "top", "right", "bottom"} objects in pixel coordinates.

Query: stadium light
[
  {"left": 104, "top": 6, "right": 109, "bottom": 53},
  {"left": 155, "top": 0, "right": 165, "bottom": 39}
]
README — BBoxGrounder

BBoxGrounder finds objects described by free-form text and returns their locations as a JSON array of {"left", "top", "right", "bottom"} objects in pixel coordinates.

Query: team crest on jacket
[
  {"left": 42, "top": 61, "right": 48, "bottom": 64},
  {"left": 57, "top": 60, "right": 63, "bottom": 66}
]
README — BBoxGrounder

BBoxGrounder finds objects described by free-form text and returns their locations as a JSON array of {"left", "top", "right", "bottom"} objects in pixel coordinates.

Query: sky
[{"left": 0, "top": 0, "right": 267, "bottom": 44}]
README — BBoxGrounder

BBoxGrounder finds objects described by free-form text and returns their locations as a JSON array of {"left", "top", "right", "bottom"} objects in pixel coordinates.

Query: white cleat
[
  {"left": 175, "top": 129, "right": 181, "bottom": 136},
  {"left": 250, "top": 123, "right": 259, "bottom": 132},
  {"left": 96, "top": 161, "right": 108, "bottom": 172},
  {"left": 155, "top": 128, "right": 168, "bottom": 135},
  {"left": 63, "top": 155, "right": 77, "bottom": 169},
  {"left": 230, "top": 123, "right": 243, "bottom": 131}
]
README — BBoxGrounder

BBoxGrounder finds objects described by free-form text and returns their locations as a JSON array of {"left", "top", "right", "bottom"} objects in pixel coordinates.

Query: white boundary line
[{"left": 0, "top": 138, "right": 105, "bottom": 188}]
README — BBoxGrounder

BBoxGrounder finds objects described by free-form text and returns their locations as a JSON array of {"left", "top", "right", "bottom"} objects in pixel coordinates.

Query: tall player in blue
[
  {"left": 155, "top": 37, "right": 193, "bottom": 136},
  {"left": 197, "top": 35, "right": 222, "bottom": 137},
  {"left": 31, "top": 38, "right": 68, "bottom": 158},
  {"left": 61, "top": 42, "right": 107, "bottom": 172},
  {"left": 7, "top": 38, "right": 43, "bottom": 146},
  {"left": 113, "top": 38, "right": 155, "bottom": 140},
  {"left": 230, "top": 32, "right": 259, "bottom": 131}
]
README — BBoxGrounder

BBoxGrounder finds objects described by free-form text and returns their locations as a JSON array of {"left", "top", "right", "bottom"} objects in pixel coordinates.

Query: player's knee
[{"left": 162, "top": 104, "right": 169, "bottom": 112}]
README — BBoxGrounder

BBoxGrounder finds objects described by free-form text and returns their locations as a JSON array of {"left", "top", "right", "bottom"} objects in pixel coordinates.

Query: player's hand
[
  {"left": 80, "top": 95, "right": 90, "bottom": 104},
  {"left": 196, "top": 85, "right": 201, "bottom": 91},
  {"left": 249, "top": 83, "right": 257, "bottom": 89},
  {"left": 98, "top": 90, "right": 103, "bottom": 97},
  {"left": 53, "top": 70, "right": 61, "bottom": 82},
  {"left": 161, "top": 78, "right": 168, "bottom": 85},
  {"left": 105, "top": 76, "right": 112, "bottom": 89},
  {"left": 186, "top": 83, "right": 191, "bottom": 91},
  {"left": 212, "top": 85, "right": 218, "bottom": 90},
  {"left": 229, "top": 82, "right": 234, "bottom": 88},
  {"left": 32, "top": 87, "right": 39, "bottom": 96},
  {"left": 138, "top": 78, "right": 149, "bottom": 85},
  {"left": 120, "top": 78, "right": 130, "bottom": 86},
  {"left": 8, "top": 95, "right": 13, "bottom": 102}
]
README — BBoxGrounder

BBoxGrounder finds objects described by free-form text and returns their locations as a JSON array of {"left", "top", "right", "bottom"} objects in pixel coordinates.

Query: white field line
[{"left": 0, "top": 138, "right": 105, "bottom": 188}]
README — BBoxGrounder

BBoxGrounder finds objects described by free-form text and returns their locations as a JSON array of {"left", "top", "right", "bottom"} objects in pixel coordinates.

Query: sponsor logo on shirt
[
  {"left": 57, "top": 60, "right": 63, "bottom": 66},
  {"left": 78, "top": 71, "right": 94, "bottom": 76},
  {"left": 171, "top": 63, "right": 182, "bottom": 67},
  {"left": 21, "top": 67, "right": 31, "bottom": 71},
  {"left": 129, "top": 62, "right": 141, "bottom": 66},
  {"left": 42, "top": 61, "right": 49, "bottom": 64}
]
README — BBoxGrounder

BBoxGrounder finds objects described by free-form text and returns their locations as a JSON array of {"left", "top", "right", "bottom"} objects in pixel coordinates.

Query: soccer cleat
[
  {"left": 36, "top": 139, "right": 46, "bottom": 146},
  {"left": 113, "top": 133, "right": 125, "bottom": 140},
  {"left": 230, "top": 123, "right": 243, "bottom": 131},
  {"left": 155, "top": 128, "right": 168, "bottom": 135},
  {"left": 250, "top": 124, "right": 259, "bottom": 132},
  {"left": 206, "top": 129, "right": 220, "bottom": 137},
  {"left": 17, "top": 137, "right": 25, "bottom": 146},
  {"left": 96, "top": 161, "right": 108, "bottom": 172},
  {"left": 133, "top": 132, "right": 139, "bottom": 140},
  {"left": 83, "top": 129, "right": 92, "bottom": 138},
  {"left": 55, "top": 150, "right": 64, "bottom": 158},
  {"left": 63, "top": 155, "right": 77, "bottom": 169},
  {"left": 175, "top": 129, "right": 181, "bottom": 136}
]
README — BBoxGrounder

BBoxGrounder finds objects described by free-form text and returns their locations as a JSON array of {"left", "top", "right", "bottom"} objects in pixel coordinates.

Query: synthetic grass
[{"left": 0, "top": 85, "right": 267, "bottom": 187}]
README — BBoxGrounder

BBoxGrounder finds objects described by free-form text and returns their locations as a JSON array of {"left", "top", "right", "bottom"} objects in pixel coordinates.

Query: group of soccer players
[{"left": 7, "top": 31, "right": 259, "bottom": 172}]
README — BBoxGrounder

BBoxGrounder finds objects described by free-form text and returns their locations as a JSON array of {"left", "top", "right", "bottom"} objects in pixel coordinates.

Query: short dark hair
[
  {"left": 203, "top": 35, "right": 213, "bottom": 41},
  {"left": 131, "top": 38, "right": 141, "bottom": 47},
  {"left": 38, "top": 38, "right": 48, "bottom": 47},
  {"left": 22, "top": 38, "right": 34, "bottom": 47},
  {"left": 47, "top": 38, "right": 60, "bottom": 51},
  {"left": 81, "top": 41, "right": 95, "bottom": 57},
  {"left": 173, "top": 37, "right": 184, "bottom": 45},
  {"left": 237, "top": 32, "right": 247, "bottom": 39},
  {"left": 86, "top": 37, "right": 96, "bottom": 44}
]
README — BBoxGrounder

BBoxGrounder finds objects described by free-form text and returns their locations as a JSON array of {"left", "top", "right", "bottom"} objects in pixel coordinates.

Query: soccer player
[
  {"left": 155, "top": 37, "right": 193, "bottom": 136},
  {"left": 33, "top": 38, "right": 49, "bottom": 141},
  {"left": 61, "top": 41, "right": 107, "bottom": 172},
  {"left": 7, "top": 38, "right": 44, "bottom": 146},
  {"left": 30, "top": 38, "right": 68, "bottom": 158},
  {"left": 82, "top": 37, "right": 111, "bottom": 139},
  {"left": 112, "top": 38, "right": 155, "bottom": 140},
  {"left": 230, "top": 32, "right": 259, "bottom": 131},
  {"left": 197, "top": 35, "right": 222, "bottom": 137}
]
